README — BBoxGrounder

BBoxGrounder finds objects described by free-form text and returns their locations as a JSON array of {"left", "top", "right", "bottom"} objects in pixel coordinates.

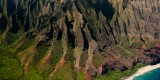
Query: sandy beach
[{"left": 124, "top": 63, "right": 160, "bottom": 80}]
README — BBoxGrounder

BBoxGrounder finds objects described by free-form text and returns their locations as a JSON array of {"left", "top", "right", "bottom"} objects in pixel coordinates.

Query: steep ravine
[{"left": 0, "top": 0, "right": 160, "bottom": 80}]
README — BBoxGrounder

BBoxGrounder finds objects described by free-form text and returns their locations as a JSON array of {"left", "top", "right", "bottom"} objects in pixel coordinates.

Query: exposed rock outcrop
[{"left": 0, "top": 0, "right": 160, "bottom": 80}]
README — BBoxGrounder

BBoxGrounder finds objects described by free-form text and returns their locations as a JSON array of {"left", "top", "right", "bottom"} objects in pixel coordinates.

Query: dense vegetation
[
  {"left": 0, "top": 43, "right": 23, "bottom": 79},
  {"left": 0, "top": 0, "right": 159, "bottom": 80},
  {"left": 95, "top": 63, "right": 145, "bottom": 80},
  {"left": 0, "top": 36, "right": 145, "bottom": 80}
]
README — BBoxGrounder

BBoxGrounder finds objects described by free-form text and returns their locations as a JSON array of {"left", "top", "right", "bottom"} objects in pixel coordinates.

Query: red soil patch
[
  {"left": 75, "top": 61, "right": 82, "bottom": 70},
  {"left": 49, "top": 58, "right": 65, "bottom": 78},
  {"left": 142, "top": 44, "right": 147, "bottom": 49},
  {"left": 24, "top": 57, "right": 33, "bottom": 74},
  {"left": 97, "top": 64, "right": 102, "bottom": 74},
  {"left": 154, "top": 41, "right": 160, "bottom": 48},
  {"left": 41, "top": 51, "right": 52, "bottom": 64},
  {"left": 84, "top": 69, "right": 92, "bottom": 80}
]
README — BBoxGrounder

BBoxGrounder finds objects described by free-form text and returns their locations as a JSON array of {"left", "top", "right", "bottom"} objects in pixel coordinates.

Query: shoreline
[{"left": 124, "top": 63, "right": 160, "bottom": 80}]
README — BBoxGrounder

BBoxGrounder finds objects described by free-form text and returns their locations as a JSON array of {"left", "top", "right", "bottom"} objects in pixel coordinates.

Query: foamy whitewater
[{"left": 124, "top": 64, "right": 160, "bottom": 80}]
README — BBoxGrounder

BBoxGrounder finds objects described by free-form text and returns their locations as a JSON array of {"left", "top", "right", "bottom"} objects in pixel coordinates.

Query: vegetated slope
[{"left": 0, "top": 0, "right": 160, "bottom": 80}]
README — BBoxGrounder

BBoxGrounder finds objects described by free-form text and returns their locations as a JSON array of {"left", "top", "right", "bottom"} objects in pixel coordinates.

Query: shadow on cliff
[{"left": 88, "top": 0, "right": 115, "bottom": 20}]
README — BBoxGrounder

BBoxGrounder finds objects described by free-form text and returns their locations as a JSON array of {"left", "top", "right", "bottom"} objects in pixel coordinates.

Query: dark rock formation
[{"left": 0, "top": 0, "right": 160, "bottom": 80}]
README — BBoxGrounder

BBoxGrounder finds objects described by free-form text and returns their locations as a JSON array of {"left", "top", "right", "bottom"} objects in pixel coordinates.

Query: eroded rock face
[
  {"left": 143, "top": 47, "right": 160, "bottom": 65},
  {"left": 110, "top": 0, "right": 160, "bottom": 41},
  {"left": 0, "top": 0, "right": 160, "bottom": 79}
]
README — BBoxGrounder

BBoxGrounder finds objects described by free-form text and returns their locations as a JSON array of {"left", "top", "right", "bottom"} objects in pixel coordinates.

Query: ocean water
[{"left": 133, "top": 68, "right": 160, "bottom": 80}]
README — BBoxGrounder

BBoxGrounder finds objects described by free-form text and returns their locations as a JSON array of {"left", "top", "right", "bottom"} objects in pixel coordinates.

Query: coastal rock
[{"left": 0, "top": 0, "right": 160, "bottom": 79}]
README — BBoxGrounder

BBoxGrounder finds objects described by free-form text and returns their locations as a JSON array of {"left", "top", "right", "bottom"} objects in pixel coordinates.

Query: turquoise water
[{"left": 133, "top": 68, "right": 160, "bottom": 80}]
